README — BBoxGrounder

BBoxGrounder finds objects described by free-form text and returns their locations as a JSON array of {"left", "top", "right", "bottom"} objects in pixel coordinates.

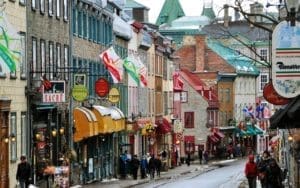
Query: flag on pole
[
  {"left": 99, "top": 47, "right": 124, "bottom": 83},
  {"left": 123, "top": 54, "right": 140, "bottom": 85},
  {"left": 173, "top": 72, "right": 183, "bottom": 91},
  {"left": 130, "top": 55, "right": 147, "bottom": 87}
]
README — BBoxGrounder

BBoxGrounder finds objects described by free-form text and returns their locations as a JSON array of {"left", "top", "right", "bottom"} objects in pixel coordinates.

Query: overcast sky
[{"left": 133, "top": 0, "right": 277, "bottom": 24}]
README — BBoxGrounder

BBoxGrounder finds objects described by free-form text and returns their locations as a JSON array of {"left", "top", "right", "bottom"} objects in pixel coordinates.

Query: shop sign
[
  {"left": 272, "top": 21, "right": 300, "bottom": 98},
  {"left": 173, "top": 120, "right": 183, "bottom": 133},
  {"left": 263, "top": 81, "right": 290, "bottom": 105},
  {"left": 95, "top": 78, "right": 109, "bottom": 97},
  {"left": 108, "top": 87, "right": 120, "bottom": 103},
  {"left": 43, "top": 81, "right": 65, "bottom": 103},
  {"left": 72, "top": 85, "right": 88, "bottom": 102}
]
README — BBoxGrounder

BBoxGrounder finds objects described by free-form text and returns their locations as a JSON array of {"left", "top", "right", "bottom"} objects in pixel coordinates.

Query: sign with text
[
  {"left": 272, "top": 21, "right": 300, "bottom": 98},
  {"left": 43, "top": 81, "right": 65, "bottom": 103}
]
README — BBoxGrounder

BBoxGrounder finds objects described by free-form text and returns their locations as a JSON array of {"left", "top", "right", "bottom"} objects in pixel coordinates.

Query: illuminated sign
[{"left": 43, "top": 81, "right": 65, "bottom": 103}]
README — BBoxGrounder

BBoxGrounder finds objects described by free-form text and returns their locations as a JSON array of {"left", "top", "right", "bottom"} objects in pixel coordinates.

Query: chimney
[
  {"left": 195, "top": 36, "right": 206, "bottom": 72},
  {"left": 223, "top": 4, "right": 229, "bottom": 27}
]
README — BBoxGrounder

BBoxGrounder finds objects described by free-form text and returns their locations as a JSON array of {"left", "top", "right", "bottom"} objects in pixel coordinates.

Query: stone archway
[{"left": 0, "top": 99, "right": 11, "bottom": 188}]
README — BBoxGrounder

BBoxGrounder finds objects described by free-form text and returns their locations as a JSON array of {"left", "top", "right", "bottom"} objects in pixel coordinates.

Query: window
[
  {"left": 40, "top": 40, "right": 45, "bottom": 74},
  {"left": 21, "top": 112, "right": 29, "bottom": 157},
  {"left": 78, "top": 11, "right": 82, "bottom": 36},
  {"left": 10, "top": 112, "right": 17, "bottom": 162},
  {"left": 63, "top": 0, "right": 68, "bottom": 21},
  {"left": 83, "top": 12, "right": 87, "bottom": 38},
  {"left": 19, "top": 0, "right": 26, "bottom": 5},
  {"left": 56, "top": 43, "right": 61, "bottom": 78},
  {"left": 184, "top": 112, "right": 194, "bottom": 128},
  {"left": 19, "top": 32, "right": 26, "bottom": 79},
  {"left": 48, "top": 0, "right": 53, "bottom": 16},
  {"left": 56, "top": 0, "right": 60, "bottom": 18},
  {"left": 260, "top": 48, "right": 268, "bottom": 61},
  {"left": 72, "top": 8, "right": 77, "bottom": 34},
  {"left": 225, "top": 88, "right": 230, "bottom": 103},
  {"left": 40, "top": 0, "right": 45, "bottom": 14},
  {"left": 32, "top": 37, "right": 37, "bottom": 78},
  {"left": 64, "top": 45, "right": 69, "bottom": 80},
  {"left": 32, "top": 0, "right": 37, "bottom": 10},
  {"left": 260, "top": 73, "right": 269, "bottom": 92},
  {"left": 180, "top": 91, "right": 187, "bottom": 103},
  {"left": 49, "top": 42, "right": 54, "bottom": 79}
]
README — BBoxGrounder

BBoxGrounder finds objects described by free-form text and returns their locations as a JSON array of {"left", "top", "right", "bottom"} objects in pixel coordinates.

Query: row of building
[{"left": 1, "top": 0, "right": 299, "bottom": 187}]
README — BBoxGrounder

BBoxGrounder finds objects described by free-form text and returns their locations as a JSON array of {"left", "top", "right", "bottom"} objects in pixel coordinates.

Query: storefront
[{"left": 73, "top": 105, "right": 125, "bottom": 184}]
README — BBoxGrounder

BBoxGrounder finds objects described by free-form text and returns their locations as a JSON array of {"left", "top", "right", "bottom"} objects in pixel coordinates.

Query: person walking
[
  {"left": 198, "top": 148, "right": 203, "bottom": 164},
  {"left": 265, "top": 158, "right": 284, "bottom": 188},
  {"left": 203, "top": 150, "right": 209, "bottom": 164},
  {"left": 154, "top": 156, "right": 162, "bottom": 177},
  {"left": 245, "top": 154, "right": 258, "bottom": 188},
  {"left": 148, "top": 155, "right": 156, "bottom": 179},
  {"left": 140, "top": 155, "right": 148, "bottom": 179},
  {"left": 131, "top": 155, "right": 140, "bottom": 180},
  {"left": 257, "top": 150, "right": 271, "bottom": 188},
  {"left": 186, "top": 152, "right": 191, "bottom": 166},
  {"left": 16, "top": 155, "right": 31, "bottom": 188}
]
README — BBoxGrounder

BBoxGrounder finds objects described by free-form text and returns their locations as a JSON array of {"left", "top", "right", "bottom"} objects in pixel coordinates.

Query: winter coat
[
  {"left": 245, "top": 161, "right": 258, "bottom": 178},
  {"left": 16, "top": 162, "right": 31, "bottom": 181}
]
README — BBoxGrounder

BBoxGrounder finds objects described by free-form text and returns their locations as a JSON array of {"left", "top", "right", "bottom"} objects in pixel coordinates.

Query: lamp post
[{"left": 286, "top": 0, "right": 298, "bottom": 26}]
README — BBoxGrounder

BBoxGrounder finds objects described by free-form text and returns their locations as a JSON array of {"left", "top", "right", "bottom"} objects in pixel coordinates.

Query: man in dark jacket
[
  {"left": 148, "top": 155, "right": 156, "bottom": 179},
  {"left": 16, "top": 155, "right": 31, "bottom": 188},
  {"left": 131, "top": 155, "right": 140, "bottom": 180},
  {"left": 154, "top": 156, "right": 162, "bottom": 177}
]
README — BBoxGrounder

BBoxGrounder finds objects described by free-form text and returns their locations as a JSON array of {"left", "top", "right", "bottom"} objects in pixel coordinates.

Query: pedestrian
[
  {"left": 265, "top": 158, "right": 284, "bottom": 188},
  {"left": 203, "top": 150, "right": 209, "bottom": 164},
  {"left": 16, "top": 155, "right": 31, "bottom": 188},
  {"left": 148, "top": 155, "right": 156, "bottom": 179},
  {"left": 186, "top": 152, "right": 191, "bottom": 166},
  {"left": 131, "top": 155, "right": 140, "bottom": 180},
  {"left": 119, "top": 151, "right": 127, "bottom": 179},
  {"left": 140, "top": 155, "right": 148, "bottom": 179},
  {"left": 257, "top": 150, "right": 271, "bottom": 188},
  {"left": 154, "top": 156, "right": 162, "bottom": 177},
  {"left": 245, "top": 154, "right": 258, "bottom": 188},
  {"left": 198, "top": 148, "right": 203, "bottom": 164}
]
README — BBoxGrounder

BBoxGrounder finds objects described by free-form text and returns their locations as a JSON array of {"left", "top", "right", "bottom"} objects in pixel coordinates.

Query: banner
[
  {"left": 123, "top": 54, "right": 140, "bottom": 85},
  {"left": 99, "top": 47, "right": 124, "bottom": 83},
  {"left": 173, "top": 72, "right": 183, "bottom": 91},
  {"left": 132, "top": 56, "right": 147, "bottom": 87}
]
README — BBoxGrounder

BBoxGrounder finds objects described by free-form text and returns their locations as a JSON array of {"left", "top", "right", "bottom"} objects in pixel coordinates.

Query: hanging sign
[
  {"left": 108, "top": 87, "right": 120, "bottom": 103},
  {"left": 272, "top": 21, "right": 300, "bottom": 98},
  {"left": 95, "top": 78, "right": 109, "bottom": 97}
]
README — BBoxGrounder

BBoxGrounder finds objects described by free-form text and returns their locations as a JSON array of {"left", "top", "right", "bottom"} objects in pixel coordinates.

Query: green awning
[{"left": 253, "top": 126, "right": 264, "bottom": 135}]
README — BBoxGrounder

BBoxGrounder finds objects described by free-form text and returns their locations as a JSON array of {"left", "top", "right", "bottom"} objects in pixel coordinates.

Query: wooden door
[{"left": 0, "top": 111, "right": 9, "bottom": 188}]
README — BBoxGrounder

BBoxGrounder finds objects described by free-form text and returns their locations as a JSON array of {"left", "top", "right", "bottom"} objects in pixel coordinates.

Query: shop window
[
  {"left": 10, "top": 112, "right": 17, "bottom": 162},
  {"left": 184, "top": 112, "right": 194, "bottom": 128}
]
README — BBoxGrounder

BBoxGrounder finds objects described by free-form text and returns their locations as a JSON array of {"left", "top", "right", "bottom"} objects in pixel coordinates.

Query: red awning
[
  {"left": 209, "top": 135, "right": 219, "bottom": 143},
  {"left": 156, "top": 118, "right": 172, "bottom": 134},
  {"left": 184, "top": 135, "right": 195, "bottom": 143},
  {"left": 214, "top": 131, "right": 225, "bottom": 139}
]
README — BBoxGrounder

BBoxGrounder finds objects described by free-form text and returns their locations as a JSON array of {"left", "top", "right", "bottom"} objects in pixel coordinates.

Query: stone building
[
  {"left": 0, "top": 1, "right": 26, "bottom": 188},
  {"left": 26, "top": 0, "right": 70, "bottom": 186}
]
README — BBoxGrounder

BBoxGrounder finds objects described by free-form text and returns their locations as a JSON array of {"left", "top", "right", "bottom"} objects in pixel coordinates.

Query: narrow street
[{"left": 134, "top": 159, "right": 246, "bottom": 188}]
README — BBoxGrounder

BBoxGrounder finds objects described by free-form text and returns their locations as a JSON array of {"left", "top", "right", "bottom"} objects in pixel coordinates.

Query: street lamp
[{"left": 286, "top": 0, "right": 298, "bottom": 26}]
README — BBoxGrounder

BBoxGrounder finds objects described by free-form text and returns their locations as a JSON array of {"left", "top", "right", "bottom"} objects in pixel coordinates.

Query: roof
[
  {"left": 206, "top": 38, "right": 260, "bottom": 76},
  {"left": 156, "top": 0, "right": 185, "bottom": 25},
  {"left": 170, "top": 16, "right": 211, "bottom": 30},
  {"left": 201, "top": 7, "right": 216, "bottom": 20},
  {"left": 180, "top": 69, "right": 219, "bottom": 108},
  {"left": 125, "top": 0, "right": 149, "bottom": 10}
]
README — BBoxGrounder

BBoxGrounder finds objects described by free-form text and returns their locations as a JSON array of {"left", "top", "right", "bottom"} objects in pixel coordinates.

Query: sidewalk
[{"left": 71, "top": 160, "right": 217, "bottom": 188}]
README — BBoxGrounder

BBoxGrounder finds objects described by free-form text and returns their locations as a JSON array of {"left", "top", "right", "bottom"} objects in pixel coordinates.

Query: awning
[
  {"left": 270, "top": 95, "right": 300, "bottom": 129},
  {"left": 92, "top": 105, "right": 114, "bottom": 134},
  {"left": 209, "top": 135, "right": 219, "bottom": 143},
  {"left": 253, "top": 125, "right": 264, "bottom": 135},
  {"left": 155, "top": 118, "right": 172, "bottom": 134},
  {"left": 184, "top": 135, "right": 195, "bottom": 143},
  {"left": 73, "top": 107, "right": 98, "bottom": 142},
  {"left": 109, "top": 106, "right": 125, "bottom": 132},
  {"left": 214, "top": 131, "right": 225, "bottom": 139}
]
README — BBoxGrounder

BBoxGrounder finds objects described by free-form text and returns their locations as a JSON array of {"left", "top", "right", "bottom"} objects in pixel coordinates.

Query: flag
[
  {"left": 99, "top": 47, "right": 124, "bottom": 83},
  {"left": 173, "top": 72, "right": 183, "bottom": 91},
  {"left": 243, "top": 106, "right": 254, "bottom": 118},
  {"left": 123, "top": 54, "right": 140, "bottom": 85},
  {"left": 132, "top": 56, "right": 147, "bottom": 87}
]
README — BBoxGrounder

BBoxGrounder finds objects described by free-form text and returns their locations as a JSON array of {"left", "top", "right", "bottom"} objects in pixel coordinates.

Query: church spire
[
  {"left": 201, "top": 0, "right": 216, "bottom": 20},
  {"left": 156, "top": 0, "right": 185, "bottom": 26}
]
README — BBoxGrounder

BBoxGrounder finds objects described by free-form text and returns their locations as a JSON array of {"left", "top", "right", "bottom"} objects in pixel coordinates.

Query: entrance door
[{"left": 0, "top": 111, "right": 9, "bottom": 188}]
